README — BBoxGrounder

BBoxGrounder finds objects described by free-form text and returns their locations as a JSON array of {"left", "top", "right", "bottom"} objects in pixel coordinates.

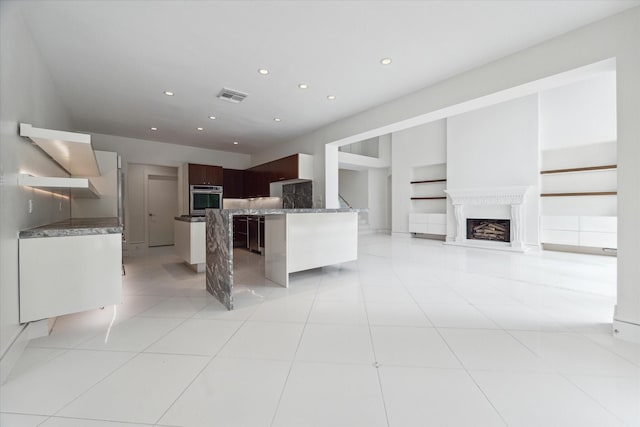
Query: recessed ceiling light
[
  {"left": 380, "top": 58, "right": 392, "bottom": 65},
  {"left": 274, "top": 117, "right": 281, "bottom": 122},
  {"left": 163, "top": 90, "right": 174, "bottom": 96},
  {"left": 197, "top": 127, "right": 204, "bottom": 131},
  {"left": 327, "top": 95, "right": 336, "bottom": 100},
  {"left": 150, "top": 127, "right": 158, "bottom": 131},
  {"left": 208, "top": 115, "right": 216, "bottom": 120},
  {"left": 258, "top": 68, "right": 269, "bottom": 75},
  {"left": 298, "top": 83, "right": 308, "bottom": 89},
  {"left": 233, "top": 141, "right": 239, "bottom": 145}
]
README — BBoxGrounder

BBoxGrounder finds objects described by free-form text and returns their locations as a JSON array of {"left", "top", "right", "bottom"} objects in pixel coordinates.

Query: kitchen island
[
  {"left": 174, "top": 215, "right": 206, "bottom": 272},
  {"left": 206, "top": 208, "right": 362, "bottom": 309}
]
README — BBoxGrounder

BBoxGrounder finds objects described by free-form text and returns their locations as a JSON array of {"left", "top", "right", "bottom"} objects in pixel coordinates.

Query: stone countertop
[
  {"left": 178, "top": 209, "right": 364, "bottom": 221},
  {"left": 175, "top": 215, "right": 206, "bottom": 222},
  {"left": 19, "top": 217, "right": 123, "bottom": 239},
  {"left": 218, "top": 208, "right": 366, "bottom": 215}
]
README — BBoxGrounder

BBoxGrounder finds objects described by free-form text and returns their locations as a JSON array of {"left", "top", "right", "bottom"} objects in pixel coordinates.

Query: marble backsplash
[{"left": 282, "top": 181, "right": 313, "bottom": 209}]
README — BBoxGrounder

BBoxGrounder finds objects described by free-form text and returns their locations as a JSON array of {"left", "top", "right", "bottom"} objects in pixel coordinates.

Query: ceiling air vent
[{"left": 217, "top": 88, "right": 248, "bottom": 103}]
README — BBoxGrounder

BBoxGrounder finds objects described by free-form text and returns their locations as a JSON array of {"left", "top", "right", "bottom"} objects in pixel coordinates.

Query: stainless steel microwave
[{"left": 190, "top": 185, "right": 223, "bottom": 215}]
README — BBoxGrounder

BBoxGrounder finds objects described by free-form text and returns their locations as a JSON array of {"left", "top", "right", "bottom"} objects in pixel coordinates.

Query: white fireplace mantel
[
  {"left": 445, "top": 187, "right": 530, "bottom": 206},
  {"left": 444, "top": 186, "right": 531, "bottom": 252}
]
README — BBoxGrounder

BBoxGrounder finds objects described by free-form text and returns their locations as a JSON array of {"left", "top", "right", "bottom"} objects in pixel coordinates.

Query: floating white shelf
[
  {"left": 19, "top": 174, "right": 100, "bottom": 199},
  {"left": 20, "top": 123, "right": 100, "bottom": 177}
]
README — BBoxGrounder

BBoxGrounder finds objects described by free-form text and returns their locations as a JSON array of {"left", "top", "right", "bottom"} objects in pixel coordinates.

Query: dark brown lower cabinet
[{"left": 233, "top": 216, "right": 247, "bottom": 248}]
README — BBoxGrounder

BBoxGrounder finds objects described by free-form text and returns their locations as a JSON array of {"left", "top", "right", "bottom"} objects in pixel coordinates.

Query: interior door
[{"left": 148, "top": 175, "right": 178, "bottom": 247}]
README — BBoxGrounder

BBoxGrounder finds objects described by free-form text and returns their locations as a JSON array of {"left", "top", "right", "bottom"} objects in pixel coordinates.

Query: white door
[{"left": 148, "top": 175, "right": 178, "bottom": 247}]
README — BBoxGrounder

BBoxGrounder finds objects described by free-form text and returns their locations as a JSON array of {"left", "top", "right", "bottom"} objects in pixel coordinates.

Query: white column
[
  {"left": 510, "top": 203, "right": 523, "bottom": 249},
  {"left": 324, "top": 145, "right": 339, "bottom": 208},
  {"left": 614, "top": 43, "right": 640, "bottom": 343},
  {"left": 453, "top": 204, "right": 464, "bottom": 243}
]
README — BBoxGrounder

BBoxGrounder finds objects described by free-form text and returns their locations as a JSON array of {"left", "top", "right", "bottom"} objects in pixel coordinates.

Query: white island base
[
  {"left": 265, "top": 212, "right": 358, "bottom": 287},
  {"left": 174, "top": 219, "right": 206, "bottom": 272}
]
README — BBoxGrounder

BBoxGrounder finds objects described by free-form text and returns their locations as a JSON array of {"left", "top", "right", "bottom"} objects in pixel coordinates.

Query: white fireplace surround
[{"left": 444, "top": 186, "right": 531, "bottom": 252}]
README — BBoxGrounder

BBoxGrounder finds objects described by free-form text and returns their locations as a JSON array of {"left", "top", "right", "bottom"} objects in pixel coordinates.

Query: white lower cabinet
[
  {"left": 19, "top": 233, "right": 122, "bottom": 323},
  {"left": 174, "top": 220, "right": 206, "bottom": 271},
  {"left": 540, "top": 229, "right": 580, "bottom": 246},
  {"left": 409, "top": 213, "right": 446, "bottom": 235},
  {"left": 540, "top": 215, "right": 617, "bottom": 249}
]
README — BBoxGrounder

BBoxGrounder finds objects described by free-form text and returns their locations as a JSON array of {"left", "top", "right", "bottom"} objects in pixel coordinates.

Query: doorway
[{"left": 147, "top": 175, "right": 178, "bottom": 247}]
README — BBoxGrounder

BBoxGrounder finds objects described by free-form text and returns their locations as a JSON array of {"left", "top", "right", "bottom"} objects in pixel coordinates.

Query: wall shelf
[
  {"left": 540, "top": 164, "right": 616, "bottom": 175},
  {"left": 411, "top": 196, "right": 447, "bottom": 200},
  {"left": 20, "top": 123, "right": 100, "bottom": 177},
  {"left": 19, "top": 174, "right": 100, "bottom": 199},
  {"left": 410, "top": 179, "right": 447, "bottom": 184},
  {"left": 540, "top": 191, "right": 617, "bottom": 198},
  {"left": 409, "top": 164, "right": 447, "bottom": 240}
]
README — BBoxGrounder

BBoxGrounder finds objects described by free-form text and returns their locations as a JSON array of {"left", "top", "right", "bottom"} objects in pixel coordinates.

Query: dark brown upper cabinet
[
  {"left": 222, "top": 168, "right": 244, "bottom": 199},
  {"left": 188, "top": 163, "right": 223, "bottom": 186},
  {"left": 221, "top": 153, "right": 312, "bottom": 198},
  {"left": 271, "top": 154, "right": 299, "bottom": 182}
]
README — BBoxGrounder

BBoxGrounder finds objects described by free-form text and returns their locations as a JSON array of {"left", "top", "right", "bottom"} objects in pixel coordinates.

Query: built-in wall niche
[
  {"left": 409, "top": 163, "right": 446, "bottom": 237},
  {"left": 539, "top": 142, "right": 617, "bottom": 253},
  {"left": 410, "top": 163, "right": 447, "bottom": 211}
]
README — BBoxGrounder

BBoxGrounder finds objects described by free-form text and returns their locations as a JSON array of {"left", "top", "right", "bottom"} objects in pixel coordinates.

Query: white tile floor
[{"left": 2, "top": 234, "right": 639, "bottom": 427}]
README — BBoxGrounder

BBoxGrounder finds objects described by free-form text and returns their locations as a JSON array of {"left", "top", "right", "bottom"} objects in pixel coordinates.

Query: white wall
[
  {"left": 447, "top": 95, "right": 540, "bottom": 245},
  {"left": 91, "top": 133, "right": 251, "bottom": 171},
  {"left": 539, "top": 73, "right": 617, "bottom": 221},
  {"left": 338, "top": 169, "right": 368, "bottom": 210},
  {"left": 391, "top": 120, "right": 447, "bottom": 233},
  {"left": 541, "top": 142, "right": 617, "bottom": 217},
  {"left": 0, "top": 3, "right": 73, "bottom": 361},
  {"left": 338, "top": 168, "right": 390, "bottom": 231},
  {"left": 542, "top": 141, "right": 617, "bottom": 171},
  {"left": 540, "top": 71, "right": 616, "bottom": 150},
  {"left": 368, "top": 168, "right": 391, "bottom": 231},
  {"left": 71, "top": 150, "right": 118, "bottom": 218}
]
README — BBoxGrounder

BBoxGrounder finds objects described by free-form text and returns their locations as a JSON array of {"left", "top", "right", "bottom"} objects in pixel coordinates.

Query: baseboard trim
[
  {"left": 612, "top": 319, "right": 640, "bottom": 344},
  {"left": 185, "top": 261, "right": 205, "bottom": 273},
  {"left": 411, "top": 233, "right": 446, "bottom": 241},
  {"left": 542, "top": 243, "right": 617, "bottom": 257},
  {"left": 0, "top": 319, "right": 49, "bottom": 384}
]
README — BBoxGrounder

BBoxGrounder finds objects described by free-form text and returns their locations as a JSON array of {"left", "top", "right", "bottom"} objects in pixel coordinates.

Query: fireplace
[
  {"left": 466, "top": 219, "right": 511, "bottom": 242},
  {"left": 444, "top": 187, "right": 529, "bottom": 252}
]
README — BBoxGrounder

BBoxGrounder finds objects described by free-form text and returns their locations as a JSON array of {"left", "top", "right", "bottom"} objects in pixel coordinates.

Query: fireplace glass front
[{"left": 466, "top": 218, "right": 511, "bottom": 242}]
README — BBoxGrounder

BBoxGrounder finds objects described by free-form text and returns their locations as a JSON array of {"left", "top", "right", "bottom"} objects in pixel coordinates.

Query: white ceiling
[{"left": 18, "top": 1, "right": 639, "bottom": 154}]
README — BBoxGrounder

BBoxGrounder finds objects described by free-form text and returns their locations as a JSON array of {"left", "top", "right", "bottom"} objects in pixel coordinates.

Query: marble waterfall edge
[{"left": 206, "top": 209, "right": 234, "bottom": 310}]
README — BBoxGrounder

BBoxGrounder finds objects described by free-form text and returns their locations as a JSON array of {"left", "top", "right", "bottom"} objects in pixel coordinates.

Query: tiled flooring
[{"left": 2, "top": 234, "right": 639, "bottom": 427}]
